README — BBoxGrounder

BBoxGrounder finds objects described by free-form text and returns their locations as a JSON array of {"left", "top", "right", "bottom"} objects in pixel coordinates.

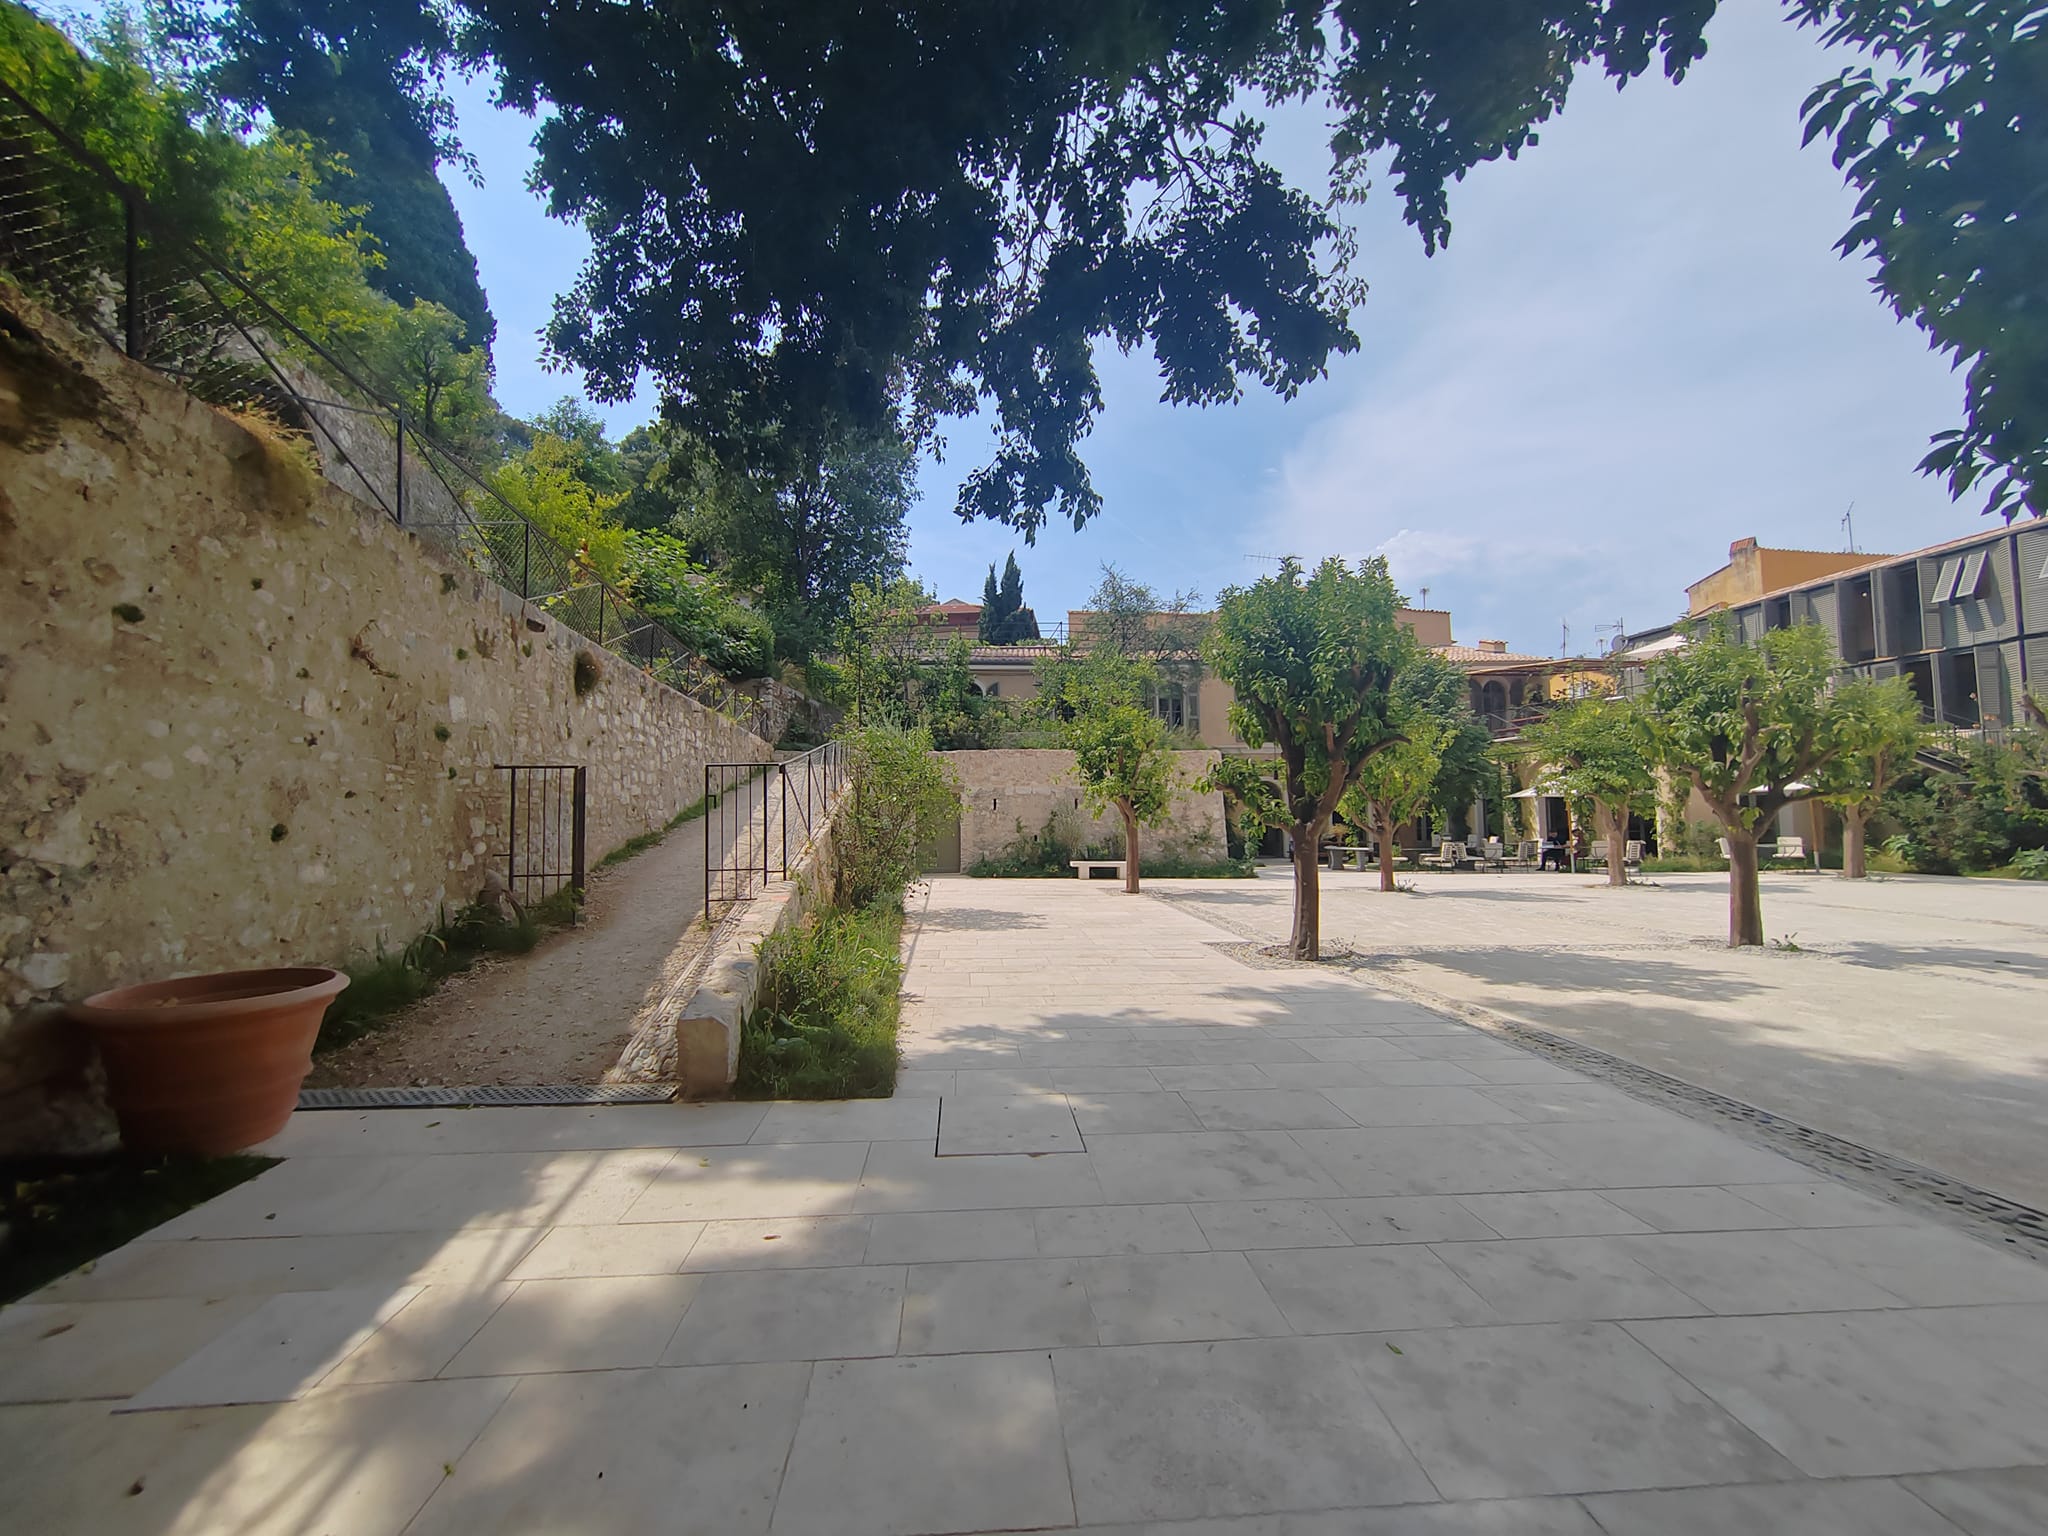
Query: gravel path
[{"left": 308, "top": 774, "right": 769, "bottom": 1088}]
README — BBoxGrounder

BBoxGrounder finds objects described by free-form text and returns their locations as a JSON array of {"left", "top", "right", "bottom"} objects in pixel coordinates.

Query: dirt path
[{"left": 308, "top": 774, "right": 770, "bottom": 1088}]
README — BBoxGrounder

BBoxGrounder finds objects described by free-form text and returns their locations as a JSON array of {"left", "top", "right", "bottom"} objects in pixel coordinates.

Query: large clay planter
[{"left": 70, "top": 967, "right": 349, "bottom": 1156}]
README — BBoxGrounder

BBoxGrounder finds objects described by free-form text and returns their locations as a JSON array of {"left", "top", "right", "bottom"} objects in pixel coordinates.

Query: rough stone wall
[
  {"left": 942, "top": 749, "right": 1225, "bottom": 869},
  {"left": 0, "top": 294, "right": 773, "bottom": 1152}
]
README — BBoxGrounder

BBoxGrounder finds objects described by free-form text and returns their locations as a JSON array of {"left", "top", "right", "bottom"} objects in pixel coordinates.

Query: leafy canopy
[
  {"left": 1340, "top": 704, "right": 1449, "bottom": 836},
  {"left": 1640, "top": 620, "right": 1840, "bottom": 827},
  {"left": 1207, "top": 555, "right": 1413, "bottom": 828},
  {"left": 1814, "top": 675, "right": 1924, "bottom": 811},
  {"left": 1517, "top": 696, "right": 1657, "bottom": 819},
  {"left": 354, "top": 0, "right": 1718, "bottom": 535},
  {"left": 1792, "top": 0, "right": 2047, "bottom": 520},
  {"left": 1063, "top": 652, "right": 1180, "bottom": 827},
  {"left": 979, "top": 553, "right": 1040, "bottom": 646}
]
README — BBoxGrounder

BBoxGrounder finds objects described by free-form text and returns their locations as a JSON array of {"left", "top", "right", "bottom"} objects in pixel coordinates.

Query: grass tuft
[{"left": 737, "top": 902, "right": 904, "bottom": 1099}]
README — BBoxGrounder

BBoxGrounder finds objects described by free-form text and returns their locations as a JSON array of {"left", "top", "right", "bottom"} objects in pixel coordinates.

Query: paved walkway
[
  {"left": 5, "top": 877, "right": 2048, "bottom": 1532},
  {"left": 1159, "top": 867, "right": 2048, "bottom": 1210}
]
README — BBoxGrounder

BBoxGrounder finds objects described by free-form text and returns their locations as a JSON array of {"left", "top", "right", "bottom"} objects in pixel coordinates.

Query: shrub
[
  {"left": 2014, "top": 848, "right": 2048, "bottom": 881},
  {"left": 620, "top": 532, "right": 775, "bottom": 679},
  {"left": 833, "top": 722, "right": 962, "bottom": 909},
  {"left": 738, "top": 902, "right": 903, "bottom": 1098}
]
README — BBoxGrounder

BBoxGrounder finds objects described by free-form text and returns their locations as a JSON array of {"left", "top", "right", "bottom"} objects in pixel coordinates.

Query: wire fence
[{"left": 0, "top": 75, "right": 773, "bottom": 739}]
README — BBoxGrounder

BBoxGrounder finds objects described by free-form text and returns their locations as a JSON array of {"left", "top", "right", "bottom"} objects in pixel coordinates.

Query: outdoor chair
[
  {"left": 1420, "top": 840, "right": 1466, "bottom": 871},
  {"left": 1510, "top": 839, "right": 1538, "bottom": 869},
  {"left": 1623, "top": 839, "right": 1644, "bottom": 868},
  {"left": 1480, "top": 839, "right": 1508, "bottom": 871},
  {"left": 1771, "top": 835, "right": 1807, "bottom": 864},
  {"left": 1588, "top": 839, "right": 1610, "bottom": 868}
]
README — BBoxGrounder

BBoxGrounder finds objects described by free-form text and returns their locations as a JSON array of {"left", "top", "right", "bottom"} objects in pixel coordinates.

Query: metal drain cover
[{"left": 298, "top": 1083, "right": 678, "bottom": 1110}]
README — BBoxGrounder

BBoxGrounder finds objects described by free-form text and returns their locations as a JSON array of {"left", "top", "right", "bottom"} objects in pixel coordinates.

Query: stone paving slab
[{"left": 3, "top": 875, "right": 2045, "bottom": 1533}]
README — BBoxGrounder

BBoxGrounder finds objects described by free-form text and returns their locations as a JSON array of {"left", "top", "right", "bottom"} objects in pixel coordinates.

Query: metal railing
[
  {"left": 0, "top": 75, "right": 771, "bottom": 740},
  {"left": 495, "top": 764, "right": 588, "bottom": 910},
  {"left": 703, "top": 741, "right": 850, "bottom": 921}
]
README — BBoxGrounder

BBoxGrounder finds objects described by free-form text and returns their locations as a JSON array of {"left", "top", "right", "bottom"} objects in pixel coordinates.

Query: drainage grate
[{"left": 298, "top": 1083, "right": 677, "bottom": 1110}]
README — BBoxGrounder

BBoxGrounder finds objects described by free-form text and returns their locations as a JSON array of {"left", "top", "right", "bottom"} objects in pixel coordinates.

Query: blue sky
[{"left": 442, "top": 4, "right": 1979, "bottom": 655}]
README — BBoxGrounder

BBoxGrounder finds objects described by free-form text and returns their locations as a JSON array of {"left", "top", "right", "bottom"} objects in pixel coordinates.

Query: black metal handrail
[
  {"left": 703, "top": 741, "right": 850, "bottom": 921},
  {"left": 0, "top": 73, "right": 771, "bottom": 740}
]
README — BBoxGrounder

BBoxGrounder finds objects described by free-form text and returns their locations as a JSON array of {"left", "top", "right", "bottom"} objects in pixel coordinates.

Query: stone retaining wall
[
  {"left": 0, "top": 292, "right": 773, "bottom": 1151},
  {"left": 942, "top": 749, "right": 1227, "bottom": 870}
]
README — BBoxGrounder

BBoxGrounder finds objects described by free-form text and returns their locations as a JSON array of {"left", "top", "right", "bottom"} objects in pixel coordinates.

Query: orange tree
[
  {"left": 1206, "top": 557, "right": 1410, "bottom": 959},
  {"left": 1641, "top": 620, "right": 1842, "bottom": 946}
]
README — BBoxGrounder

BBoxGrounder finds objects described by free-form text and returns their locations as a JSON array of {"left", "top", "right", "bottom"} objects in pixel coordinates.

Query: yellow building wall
[{"left": 1686, "top": 543, "right": 1879, "bottom": 615}]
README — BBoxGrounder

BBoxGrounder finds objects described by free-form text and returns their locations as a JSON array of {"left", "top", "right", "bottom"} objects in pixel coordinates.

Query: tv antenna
[
  {"left": 1594, "top": 618, "right": 1627, "bottom": 655},
  {"left": 1841, "top": 502, "right": 1857, "bottom": 553},
  {"left": 1559, "top": 619, "right": 1571, "bottom": 658},
  {"left": 1418, "top": 586, "right": 1431, "bottom": 608}
]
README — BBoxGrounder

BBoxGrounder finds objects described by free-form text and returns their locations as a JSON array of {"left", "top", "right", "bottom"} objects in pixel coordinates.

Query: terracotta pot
[{"left": 70, "top": 967, "right": 349, "bottom": 1156}]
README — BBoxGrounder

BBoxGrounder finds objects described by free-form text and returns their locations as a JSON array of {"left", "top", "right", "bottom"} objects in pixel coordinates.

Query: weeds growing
[{"left": 737, "top": 902, "right": 905, "bottom": 1099}]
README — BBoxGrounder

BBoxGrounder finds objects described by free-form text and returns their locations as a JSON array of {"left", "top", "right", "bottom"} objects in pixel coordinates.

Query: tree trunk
[
  {"left": 1724, "top": 827, "right": 1764, "bottom": 947},
  {"left": 1377, "top": 810, "right": 1397, "bottom": 893},
  {"left": 1601, "top": 801, "right": 1629, "bottom": 888},
  {"left": 1119, "top": 801, "right": 1141, "bottom": 894},
  {"left": 1290, "top": 828, "right": 1321, "bottom": 960},
  {"left": 1842, "top": 809, "right": 1868, "bottom": 880}
]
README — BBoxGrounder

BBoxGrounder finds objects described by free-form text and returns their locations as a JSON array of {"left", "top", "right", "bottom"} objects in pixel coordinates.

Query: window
[
  {"left": 1765, "top": 596, "right": 1792, "bottom": 631},
  {"left": 1954, "top": 549, "right": 1989, "bottom": 600},
  {"left": 1930, "top": 557, "right": 1962, "bottom": 603},
  {"left": 1150, "top": 683, "right": 1185, "bottom": 729},
  {"left": 985, "top": 680, "right": 999, "bottom": 698}
]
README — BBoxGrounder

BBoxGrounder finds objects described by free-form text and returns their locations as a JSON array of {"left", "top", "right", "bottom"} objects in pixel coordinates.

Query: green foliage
[
  {"left": 666, "top": 427, "right": 914, "bottom": 663},
  {"left": 4, "top": 8, "right": 503, "bottom": 444},
  {"left": 978, "top": 551, "right": 1040, "bottom": 644},
  {"left": 162, "top": 0, "right": 495, "bottom": 347},
  {"left": 1884, "top": 729, "right": 2048, "bottom": 873},
  {"left": 489, "top": 431, "right": 631, "bottom": 584},
  {"left": 1792, "top": 0, "right": 2047, "bottom": 519},
  {"left": 833, "top": 722, "right": 963, "bottom": 911},
  {"left": 1060, "top": 651, "right": 1180, "bottom": 871},
  {"left": 1390, "top": 649, "right": 1494, "bottom": 830},
  {"left": 1207, "top": 556, "right": 1412, "bottom": 956},
  {"left": 738, "top": 902, "right": 903, "bottom": 1099},
  {"left": 1816, "top": 676, "right": 1926, "bottom": 815},
  {"left": 832, "top": 577, "right": 1008, "bottom": 745},
  {"left": 373, "top": 299, "right": 494, "bottom": 446},
  {"left": 1, "top": 1151, "right": 275, "bottom": 1305},
  {"left": 441, "top": 0, "right": 1722, "bottom": 535},
  {"left": 1340, "top": 706, "right": 1449, "bottom": 849},
  {"left": 621, "top": 532, "right": 774, "bottom": 680},
  {"left": 2014, "top": 848, "right": 2048, "bottom": 881},
  {"left": 1517, "top": 696, "right": 1657, "bottom": 827},
  {"left": 1207, "top": 556, "right": 1412, "bottom": 832},
  {"left": 1641, "top": 621, "right": 1841, "bottom": 830}
]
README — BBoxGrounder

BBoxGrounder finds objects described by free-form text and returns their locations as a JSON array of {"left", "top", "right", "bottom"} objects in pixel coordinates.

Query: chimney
[
  {"left": 1729, "top": 537, "right": 1759, "bottom": 557},
  {"left": 1478, "top": 640, "right": 1508, "bottom": 655}
]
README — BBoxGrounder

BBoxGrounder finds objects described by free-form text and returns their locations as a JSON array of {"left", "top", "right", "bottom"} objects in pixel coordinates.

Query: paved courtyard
[
  {"left": 1157, "top": 868, "right": 2048, "bottom": 1211},
  {"left": 4, "top": 876, "right": 2048, "bottom": 1533}
]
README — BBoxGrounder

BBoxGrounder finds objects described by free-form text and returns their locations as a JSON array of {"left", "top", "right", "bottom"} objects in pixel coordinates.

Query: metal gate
[{"left": 495, "top": 764, "right": 588, "bottom": 908}]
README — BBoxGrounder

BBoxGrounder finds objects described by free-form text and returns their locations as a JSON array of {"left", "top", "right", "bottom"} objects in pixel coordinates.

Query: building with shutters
[{"left": 1621, "top": 525, "right": 2048, "bottom": 736}]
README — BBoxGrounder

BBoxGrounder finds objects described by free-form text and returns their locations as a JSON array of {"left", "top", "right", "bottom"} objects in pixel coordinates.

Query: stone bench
[
  {"left": 1070, "top": 860, "right": 1129, "bottom": 881},
  {"left": 1324, "top": 845, "right": 1372, "bottom": 871}
]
